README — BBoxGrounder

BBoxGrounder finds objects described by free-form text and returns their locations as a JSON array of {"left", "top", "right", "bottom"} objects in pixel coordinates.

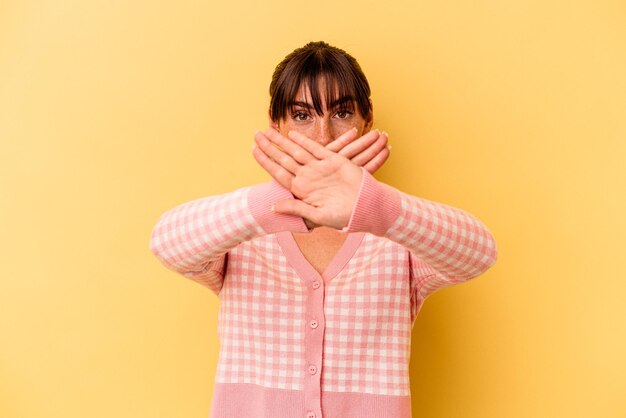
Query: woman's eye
[
  {"left": 335, "top": 109, "right": 353, "bottom": 119},
  {"left": 292, "top": 112, "right": 310, "bottom": 121}
]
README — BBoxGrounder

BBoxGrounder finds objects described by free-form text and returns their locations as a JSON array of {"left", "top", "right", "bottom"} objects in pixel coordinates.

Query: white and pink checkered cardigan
[{"left": 150, "top": 168, "right": 498, "bottom": 418}]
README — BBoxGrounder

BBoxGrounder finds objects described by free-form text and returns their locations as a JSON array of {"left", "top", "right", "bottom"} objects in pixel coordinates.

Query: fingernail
[
  {"left": 387, "top": 145, "right": 392, "bottom": 150},
  {"left": 270, "top": 205, "right": 275, "bottom": 212},
  {"left": 382, "top": 131, "right": 389, "bottom": 137}
]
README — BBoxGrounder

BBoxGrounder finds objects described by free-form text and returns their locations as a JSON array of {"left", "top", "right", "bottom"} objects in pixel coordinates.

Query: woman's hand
[
  {"left": 326, "top": 128, "right": 390, "bottom": 174},
  {"left": 253, "top": 127, "right": 388, "bottom": 230},
  {"left": 314, "top": 127, "right": 390, "bottom": 229}
]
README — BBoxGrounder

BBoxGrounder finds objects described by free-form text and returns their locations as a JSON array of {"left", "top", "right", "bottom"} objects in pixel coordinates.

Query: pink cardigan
[{"left": 149, "top": 169, "right": 498, "bottom": 418}]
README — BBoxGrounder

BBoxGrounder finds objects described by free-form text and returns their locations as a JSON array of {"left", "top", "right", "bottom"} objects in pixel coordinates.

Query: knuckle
[
  {"left": 279, "top": 154, "right": 291, "bottom": 166},
  {"left": 351, "top": 155, "right": 364, "bottom": 166},
  {"left": 293, "top": 150, "right": 307, "bottom": 162}
]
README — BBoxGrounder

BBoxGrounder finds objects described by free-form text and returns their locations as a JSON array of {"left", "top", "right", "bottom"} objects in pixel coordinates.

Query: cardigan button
[
  {"left": 309, "top": 320, "right": 318, "bottom": 329},
  {"left": 312, "top": 280, "right": 321, "bottom": 289},
  {"left": 306, "top": 412, "right": 316, "bottom": 418},
  {"left": 308, "top": 365, "right": 317, "bottom": 375}
]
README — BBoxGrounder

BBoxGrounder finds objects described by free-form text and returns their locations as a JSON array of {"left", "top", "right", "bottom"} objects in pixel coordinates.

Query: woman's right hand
[{"left": 325, "top": 128, "right": 390, "bottom": 174}]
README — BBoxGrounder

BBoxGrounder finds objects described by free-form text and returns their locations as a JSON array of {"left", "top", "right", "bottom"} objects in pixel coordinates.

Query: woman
[{"left": 150, "top": 41, "right": 498, "bottom": 418}]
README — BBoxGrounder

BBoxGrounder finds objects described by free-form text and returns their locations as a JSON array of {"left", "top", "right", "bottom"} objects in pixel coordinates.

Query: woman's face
[{"left": 271, "top": 80, "right": 373, "bottom": 146}]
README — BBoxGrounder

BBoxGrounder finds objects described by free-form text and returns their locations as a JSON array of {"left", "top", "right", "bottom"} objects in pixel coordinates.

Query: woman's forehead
[{"left": 292, "top": 78, "right": 353, "bottom": 106}]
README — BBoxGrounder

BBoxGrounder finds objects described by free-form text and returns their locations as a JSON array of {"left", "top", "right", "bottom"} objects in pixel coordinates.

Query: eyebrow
[{"left": 289, "top": 96, "right": 354, "bottom": 110}]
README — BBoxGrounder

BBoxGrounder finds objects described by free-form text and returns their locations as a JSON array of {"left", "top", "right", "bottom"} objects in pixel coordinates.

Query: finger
[
  {"left": 304, "top": 219, "right": 320, "bottom": 230},
  {"left": 255, "top": 131, "right": 301, "bottom": 174},
  {"left": 287, "top": 130, "right": 333, "bottom": 160},
  {"left": 351, "top": 132, "right": 388, "bottom": 166},
  {"left": 338, "top": 129, "right": 384, "bottom": 159},
  {"left": 252, "top": 145, "right": 294, "bottom": 189},
  {"left": 265, "top": 127, "right": 315, "bottom": 165},
  {"left": 325, "top": 127, "right": 359, "bottom": 153},
  {"left": 362, "top": 145, "right": 390, "bottom": 174},
  {"left": 273, "top": 198, "right": 321, "bottom": 226}
]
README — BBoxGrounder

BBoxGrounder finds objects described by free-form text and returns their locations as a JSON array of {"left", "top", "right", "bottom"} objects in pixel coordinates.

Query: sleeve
[
  {"left": 149, "top": 180, "right": 309, "bottom": 295},
  {"left": 343, "top": 168, "right": 498, "bottom": 300}
]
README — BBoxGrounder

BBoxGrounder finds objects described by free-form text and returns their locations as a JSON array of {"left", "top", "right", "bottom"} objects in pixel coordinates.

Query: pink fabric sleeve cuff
[
  {"left": 248, "top": 180, "right": 309, "bottom": 234},
  {"left": 342, "top": 168, "right": 402, "bottom": 236}
]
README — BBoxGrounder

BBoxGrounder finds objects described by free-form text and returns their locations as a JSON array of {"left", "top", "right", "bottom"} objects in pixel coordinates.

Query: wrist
[
  {"left": 248, "top": 181, "right": 309, "bottom": 234},
  {"left": 341, "top": 168, "right": 402, "bottom": 235}
]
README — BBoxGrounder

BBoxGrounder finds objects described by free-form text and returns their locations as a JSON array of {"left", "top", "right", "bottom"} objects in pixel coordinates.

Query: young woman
[{"left": 150, "top": 41, "right": 498, "bottom": 418}]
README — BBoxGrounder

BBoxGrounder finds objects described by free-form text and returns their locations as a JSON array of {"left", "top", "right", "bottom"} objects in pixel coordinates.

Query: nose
[{"left": 315, "top": 119, "right": 333, "bottom": 146}]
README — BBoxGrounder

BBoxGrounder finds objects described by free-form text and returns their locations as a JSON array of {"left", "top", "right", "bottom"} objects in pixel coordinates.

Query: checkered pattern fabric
[
  {"left": 321, "top": 234, "right": 413, "bottom": 396},
  {"left": 149, "top": 173, "right": 498, "bottom": 418},
  {"left": 149, "top": 187, "right": 261, "bottom": 295},
  {"left": 215, "top": 235, "right": 307, "bottom": 390}
]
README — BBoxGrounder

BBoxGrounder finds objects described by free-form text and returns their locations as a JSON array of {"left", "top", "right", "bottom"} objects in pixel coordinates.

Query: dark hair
[{"left": 269, "top": 41, "right": 371, "bottom": 122}]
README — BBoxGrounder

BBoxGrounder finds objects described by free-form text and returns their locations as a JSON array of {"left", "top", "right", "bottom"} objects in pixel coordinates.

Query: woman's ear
[{"left": 268, "top": 110, "right": 280, "bottom": 130}]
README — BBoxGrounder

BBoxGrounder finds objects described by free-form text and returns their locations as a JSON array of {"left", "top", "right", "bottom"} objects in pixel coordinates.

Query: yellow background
[{"left": 1, "top": 0, "right": 625, "bottom": 417}]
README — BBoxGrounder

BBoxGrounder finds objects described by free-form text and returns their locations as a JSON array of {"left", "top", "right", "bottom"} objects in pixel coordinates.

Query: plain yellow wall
[{"left": 1, "top": 0, "right": 625, "bottom": 417}]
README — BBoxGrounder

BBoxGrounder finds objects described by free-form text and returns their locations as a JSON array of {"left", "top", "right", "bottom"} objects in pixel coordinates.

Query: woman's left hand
[{"left": 252, "top": 127, "right": 363, "bottom": 230}]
